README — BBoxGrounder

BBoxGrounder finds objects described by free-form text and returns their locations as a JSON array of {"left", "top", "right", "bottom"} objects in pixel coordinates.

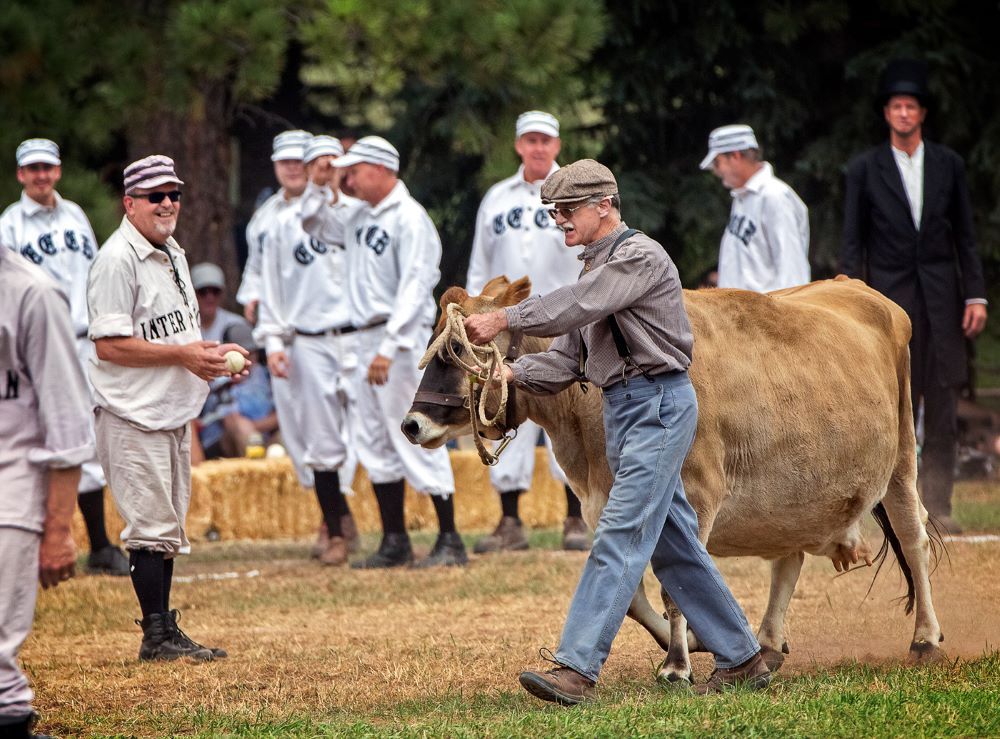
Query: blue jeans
[{"left": 555, "top": 372, "right": 760, "bottom": 681}]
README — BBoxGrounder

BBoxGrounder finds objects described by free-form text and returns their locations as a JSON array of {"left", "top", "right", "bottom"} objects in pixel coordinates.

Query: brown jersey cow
[{"left": 403, "top": 275, "right": 943, "bottom": 682}]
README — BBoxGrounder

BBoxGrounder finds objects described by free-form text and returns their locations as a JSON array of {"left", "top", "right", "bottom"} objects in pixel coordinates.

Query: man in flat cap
[
  {"left": 700, "top": 124, "right": 810, "bottom": 292},
  {"left": 1, "top": 138, "right": 129, "bottom": 578},
  {"left": 302, "top": 135, "right": 468, "bottom": 569},
  {"left": 87, "top": 155, "right": 249, "bottom": 662},
  {"left": 464, "top": 159, "right": 769, "bottom": 703},
  {"left": 841, "top": 59, "right": 987, "bottom": 534},
  {"left": 466, "top": 110, "right": 590, "bottom": 554}
]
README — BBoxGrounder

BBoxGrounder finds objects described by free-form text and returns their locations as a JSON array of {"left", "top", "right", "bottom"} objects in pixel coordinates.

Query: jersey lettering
[
  {"left": 38, "top": 233, "right": 57, "bottom": 256},
  {"left": 364, "top": 226, "right": 391, "bottom": 256},
  {"left": 20, "top": 243, "right": 43, "bottom": 265},
  {"left": 308, "top": 237, "right": 328, "bottom": 255},
  {"left": 727, "top": 214, "right": 757, "bottom": 246},
  {"left": 493, "top": 214, "right": 505, "bottom": 235},
  {"left": 534, "top": 209, "right": 551, "bottom": 229},
  {"left": 140, "top": 309, "right": 188, "bottom": 341},
  {"left": 81, "top": 233, "right": 94, "bottom": 259},
  {"left": 507, "top": 207, "right": 523, "bottom": 229},
  {"left": 64, "top": 230, "right": 79, "bottom": 252},
  {"left": 293, "top": 242, "right": 315, "bottom": 265}
]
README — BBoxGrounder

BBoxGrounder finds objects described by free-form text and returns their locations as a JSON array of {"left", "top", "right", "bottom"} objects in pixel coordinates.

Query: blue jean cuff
[
  {"left": 713, "top": 646, "right": 762, "bottom": 670},
  {"left": 553, "top": 655, "right": 599, "bottom": 684}
]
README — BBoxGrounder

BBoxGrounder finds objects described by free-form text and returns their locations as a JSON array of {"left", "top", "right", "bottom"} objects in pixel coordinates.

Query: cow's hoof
[
  {"left": 655, "top": 662, "right": 693, "bottom": 688},
  {"left": 908, "top": 639, "right": 947, "bottom": 664},
  {"left": 759, "top": 645, "right": 786, "bottom": 672}
]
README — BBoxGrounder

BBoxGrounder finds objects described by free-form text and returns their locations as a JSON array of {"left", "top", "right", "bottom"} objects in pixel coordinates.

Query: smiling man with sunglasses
[
  {"left": 86, "top": 155, "right": 249, "bottom": 664},
  {"left": 464, "top": 158, "right": 769, "bottom": 704}
]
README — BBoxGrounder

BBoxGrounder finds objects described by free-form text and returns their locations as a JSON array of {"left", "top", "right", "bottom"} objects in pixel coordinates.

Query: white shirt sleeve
[
  {"left": 465, "top": 197, "right": 494, "bottom": 295},
  {"left": 87, "top": 252, "right": 137, "bottom": 339},
  {"left": 300, "top": 183, "right": 347, "bottom": 246},
  {"left": 760, "top": 190, "right": 810, "bottom": 290},
  {"left": 254, "top": 228, "right": 288, "bottom": 356}
]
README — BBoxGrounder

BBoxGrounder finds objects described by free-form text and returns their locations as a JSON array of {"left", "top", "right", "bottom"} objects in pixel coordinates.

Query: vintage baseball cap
[
  {"left": 191, "top": 263, "right": 226, "bottom": 292},
  {"left": 304, "top": 135, "right": 345, "bottom": 163},
  {"left": 16, "top": 138, "right": 61, "bottom": 167},
  {"left": 271, "top": 130, "right": 312, "bottom": 162},
  {"left": 123, "top": 155, "right": 184, "bottom": 195},
  {"left": 699, "top": 124, "right": 760, "bottom": 170},
  {"left": 333, "top": 136, "right": 400, "bottom": 172},
  {"left": 540, "top": 159, "right": 618, "bottom": 204},
  {"left": 516, "top": 110, "right": 560, "bottom": 139}
]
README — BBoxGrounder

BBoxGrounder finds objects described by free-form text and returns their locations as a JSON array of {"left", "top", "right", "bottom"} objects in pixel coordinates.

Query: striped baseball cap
[
  {"left": 304, "top": 135, "right": 345, "bottom": 163},
  {"left": 516, "top": 110, "right": 559, "bottom": 139},
  {"left": 699, "top": 124, "right": 760, "bottom": 170},
  {"left": 333, "top": 136, "right": 399, "bottom": 172},
  {"left": 271, "top": 130, "right": 312, "bottom": 162},
  {"left": 123, "top": 155, "right": 184, "bottom": 194},
  {"left": 16, "top": 138, "right": 61, "bottom": 167}
]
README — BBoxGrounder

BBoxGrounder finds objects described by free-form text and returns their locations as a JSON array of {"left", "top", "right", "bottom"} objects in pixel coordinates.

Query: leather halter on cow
[{"left": 414, "top": 301, "right": 523, "bottom": 465}]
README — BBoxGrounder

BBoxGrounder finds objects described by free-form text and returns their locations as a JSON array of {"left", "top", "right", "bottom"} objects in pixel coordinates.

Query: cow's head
[{"left": 402, "top": 275, "right": 532, "bottom": 448}]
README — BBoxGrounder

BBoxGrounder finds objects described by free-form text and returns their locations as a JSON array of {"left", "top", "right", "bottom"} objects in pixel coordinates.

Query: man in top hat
[
  {"left": 466, "top": 110, "right": 590, "bottom": 554},
  {"left": 464, "top": 159, "right": 769, "bottom": 704},
  {"left": 254, "top": 134, "right": 361, "bottom": 565},
  {"left": 700, "top": 125, "right": 810, "bottom": 292},
  {"left": 841, "top": 59, "right": 988, "bottom": 533},
  {"left": 87, "top": 154, "right": 249, "bottom": 661},
  {"left": 0, "top": 138, "right": 129, "bottom": 577},
  {"left": 301, "top": 135, "right": 468, "bottom": 568}
]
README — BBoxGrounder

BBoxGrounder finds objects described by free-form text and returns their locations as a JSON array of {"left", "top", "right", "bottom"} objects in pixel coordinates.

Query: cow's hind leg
[
  {"left": 626, "top": 586, "right": 672, "bottom": 653},
  {"left": 756, "top": 552, "right": 803, "bottom": 671}
]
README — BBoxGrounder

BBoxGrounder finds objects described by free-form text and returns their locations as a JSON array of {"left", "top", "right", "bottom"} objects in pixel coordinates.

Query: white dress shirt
[{"left": 891, "top": 141, "right": 924, "bottom": 229}]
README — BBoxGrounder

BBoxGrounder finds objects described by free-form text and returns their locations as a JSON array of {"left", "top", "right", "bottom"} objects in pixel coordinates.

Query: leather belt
[{"left": 295, "top": 318, "right": 388, "bottom": 337}]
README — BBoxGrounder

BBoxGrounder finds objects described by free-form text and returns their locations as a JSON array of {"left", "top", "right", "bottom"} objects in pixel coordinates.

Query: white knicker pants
[
  {"left": 76, "top": 336, "right": 106, "bottom": 494},
  {"left": 350, "top": 326, "right": 454, "bottom": 495},
  {"left": 272, "top": 334, "right": 358, "bottom": 492},
  {"left": 0, "top": 527, "right": 40, "bottom": 721},
  {"left": 95, "top": 408, "right": 192, "bottom": 556},
  {"left": 489, "top": 420, "right": 569, "bottom": 492}
]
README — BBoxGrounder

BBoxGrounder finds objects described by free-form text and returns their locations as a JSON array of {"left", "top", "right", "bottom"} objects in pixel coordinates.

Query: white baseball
[
  {"left": 265, "top": 443, "right": 287, "bottom": 458},
  {"left": 224, "top": 350, "right": 246, "bottom": 374}
]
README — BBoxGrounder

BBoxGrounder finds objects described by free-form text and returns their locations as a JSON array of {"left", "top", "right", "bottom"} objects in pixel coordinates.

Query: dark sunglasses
[
  {"left": 196, "top": 287, "right": 223, "bottom": 297},
  {"left": 131, "top": 190, "right": 182, "bottom": 204}
]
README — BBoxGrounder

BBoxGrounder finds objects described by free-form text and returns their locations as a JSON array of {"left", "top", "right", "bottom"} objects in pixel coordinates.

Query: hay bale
[{"left": 71, "top": 449, "right": 568, "bottom": 547}]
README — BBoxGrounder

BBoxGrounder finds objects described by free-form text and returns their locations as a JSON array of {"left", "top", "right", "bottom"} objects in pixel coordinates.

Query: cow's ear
[
  {"left": 500, "top": 276, "right": 532, "bottom": 306},
  {"left": 439, "top": 286, "right": 468, "bottom": 310},
  {"left": 480, "top": 276, "right": 510, "bottom": 298}
]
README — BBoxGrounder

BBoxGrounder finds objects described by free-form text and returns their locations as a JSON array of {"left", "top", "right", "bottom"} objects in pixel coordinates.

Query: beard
[{"left": 152, "top": 216, "right": 177, "bottom": 239}]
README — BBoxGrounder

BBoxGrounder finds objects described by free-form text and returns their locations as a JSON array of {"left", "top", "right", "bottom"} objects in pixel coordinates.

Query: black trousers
[{"left": 910, "top": 310, "right": 959, "bottom": 517}]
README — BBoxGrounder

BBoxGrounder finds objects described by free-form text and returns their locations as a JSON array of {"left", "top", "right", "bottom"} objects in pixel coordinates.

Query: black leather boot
[
  {"left": 413, "top": 531, "right": 468, "bottom": 568},
  {"left": 166, "top": 609, "right": 228, "bottom": 658},
  {"left": 351, "top": 532, "right": 413, "bottom": 569},
  {"left": 137, "top": 612, "right": 213, "bottom": 662}
]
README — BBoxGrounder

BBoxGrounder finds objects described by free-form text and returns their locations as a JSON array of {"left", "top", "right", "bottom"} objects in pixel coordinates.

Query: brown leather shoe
[
  {"left": 693, "top": 652, "right": 771, "bottom": 695},
  {"left": 310, "top": 522, "right": 329, "bottom": 559},
  {"left": 473, "top": 516, "right": 529, "bottom": 554},
  {"left": 341, "top": 512, "right": 360, "bottom": 553},
  {"left": 519, "top": 666, "right": 595, "bottom": 705},
  {"left": 562, "top": 516, "right": 591, "bottom": 551},
  {"left": 319, "top": 536, "right": 348, "bottom": 566}
]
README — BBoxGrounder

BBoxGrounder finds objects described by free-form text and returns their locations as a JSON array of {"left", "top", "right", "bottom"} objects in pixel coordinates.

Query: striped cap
[
  {"left": 333, "top": 136, "right": 399, "bottom": 172},
  {"left": 304, "top": 135, "right": 345, "bottom": 163},
  {"left": 16, "top": 138, "right": 61, "bottom": 167},
  {"left": 123, "top": 155, "right": 184, "bottom": 195},
  {"left": 516, "top": 110, "right": 559, "bottom": 139},
  {"left": 699, "top": 124, "right": 759, "bottom": 170},
  {"left": 271, "top": 130, "right": 312, "bottom": 162}
]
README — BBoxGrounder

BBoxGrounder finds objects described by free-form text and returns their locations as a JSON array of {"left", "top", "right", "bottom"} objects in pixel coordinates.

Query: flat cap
[{"left": 540, "top": 158, "right": 618, "bottom": 204}]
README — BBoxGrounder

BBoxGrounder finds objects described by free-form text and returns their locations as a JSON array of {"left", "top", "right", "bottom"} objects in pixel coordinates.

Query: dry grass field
[{"left": 23, "top": 482, "right": 1000, "bottom": 737}]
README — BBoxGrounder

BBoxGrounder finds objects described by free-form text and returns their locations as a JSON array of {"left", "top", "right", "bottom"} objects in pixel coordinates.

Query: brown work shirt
[{"left": 504, "top": 222, "right": 693, "bottom": 393}]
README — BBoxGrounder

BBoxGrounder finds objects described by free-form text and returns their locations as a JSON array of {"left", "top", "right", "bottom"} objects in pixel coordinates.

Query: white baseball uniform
[
  {"left": 254, "top": 193, "right": 358, "bottom": 490},
  {"left": 236, "top": 190, "right": 284, "bottom": 308},
  {"left": 87, "top": 216, "right": 208, "bottom": 554},
  {"left": 0, "top": 247, "right": 93, "bottom": 720},
  {"left": 717, "top": 162, "right": 810, "bottom": 293},
  {"left": 467, "top": 164, "right": 576, "bottom": 492},
  {"left": 301, "top": 181, "right": 455, "bottom": 495},
  {"left": 1, "top": 191, "right": 106, "bottom": 493}
]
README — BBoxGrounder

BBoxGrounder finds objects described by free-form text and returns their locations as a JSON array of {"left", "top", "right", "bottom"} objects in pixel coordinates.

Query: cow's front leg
[
  {"left": 757, "top": 551, "right": 804, "bottom": 671},
  {"left": 656, "top": 591, "right": 693, "bottom": 685}
]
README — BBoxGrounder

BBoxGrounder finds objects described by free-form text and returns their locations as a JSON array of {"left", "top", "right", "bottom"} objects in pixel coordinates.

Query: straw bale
[{"left": 72, "top": 449, "right": 567, "bottom": 547}]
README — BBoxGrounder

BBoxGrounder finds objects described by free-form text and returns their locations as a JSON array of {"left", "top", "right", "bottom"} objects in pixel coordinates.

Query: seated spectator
[{"left": 191, "top": 263, "right": 278, "bottom": 459}]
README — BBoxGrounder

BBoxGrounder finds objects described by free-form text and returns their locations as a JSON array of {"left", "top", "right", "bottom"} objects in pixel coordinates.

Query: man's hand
[
  {"left": 307, "top": 155, "right": 336, "bottom": 187},
  {"left": 963, "top": 303, "right": 988, "bottom": 339},
  {"left": 180, "top": 340, "right": 231, "bottom": 381},
  {"left": 464, "top": 310, "right": 509, "bottom": 345},
  {"left": 40, "top": 467, "right": 79, "bottom": 589},
  {"left": 367, "top": 354, "right": 392, "bottom": 385},
  {"left": 268, "top": 350, "right": 291, "bottom": 379},
  {"left": 244, "top": 299, "right": 258, "bottom": 324},
  {"left": 216, "top": 343, "right": 252, "bottom": 383}
]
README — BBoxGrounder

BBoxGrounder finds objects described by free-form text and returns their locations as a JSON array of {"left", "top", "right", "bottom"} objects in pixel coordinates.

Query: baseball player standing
[
  {"left": 0, "top": 244, "right": 90, "bottom": 738},
  {"left": 700, "top": 124, "right": 810, "bottom": 292},
  {"left": 302, "top": 136, "right": 467, "bottom": 569},
  {"left": 0, "top": 138, "right": 129, "bottom": 577},
  {"left": 87, "top": 155, "right": 248, "bottom": 662},
  {"left": 466, "top": 111, "right": 591, "bottom": 554},
  {"left": 255, "top": 134, "right": 360, "bottom": 566}
]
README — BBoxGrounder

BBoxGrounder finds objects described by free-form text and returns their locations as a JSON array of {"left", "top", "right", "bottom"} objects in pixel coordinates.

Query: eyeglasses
[
  {"left": 196, "top": 287, "right": 222, "bottom": 297},
  {"left": 546, "top": 197, "right": 607, "bottom": 220},
  {"left": 130, "top": 190, "right": 182, "bottom": 204}
]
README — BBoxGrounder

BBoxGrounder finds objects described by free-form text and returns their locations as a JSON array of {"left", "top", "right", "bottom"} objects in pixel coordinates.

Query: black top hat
[{"left": 879, "top": 59, "right": 929, "bottom": 107}]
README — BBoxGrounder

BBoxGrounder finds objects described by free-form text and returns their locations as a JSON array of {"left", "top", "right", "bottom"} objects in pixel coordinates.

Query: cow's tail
[{"left": 869, "top": 502, "right": 915, "bottom": 615}]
